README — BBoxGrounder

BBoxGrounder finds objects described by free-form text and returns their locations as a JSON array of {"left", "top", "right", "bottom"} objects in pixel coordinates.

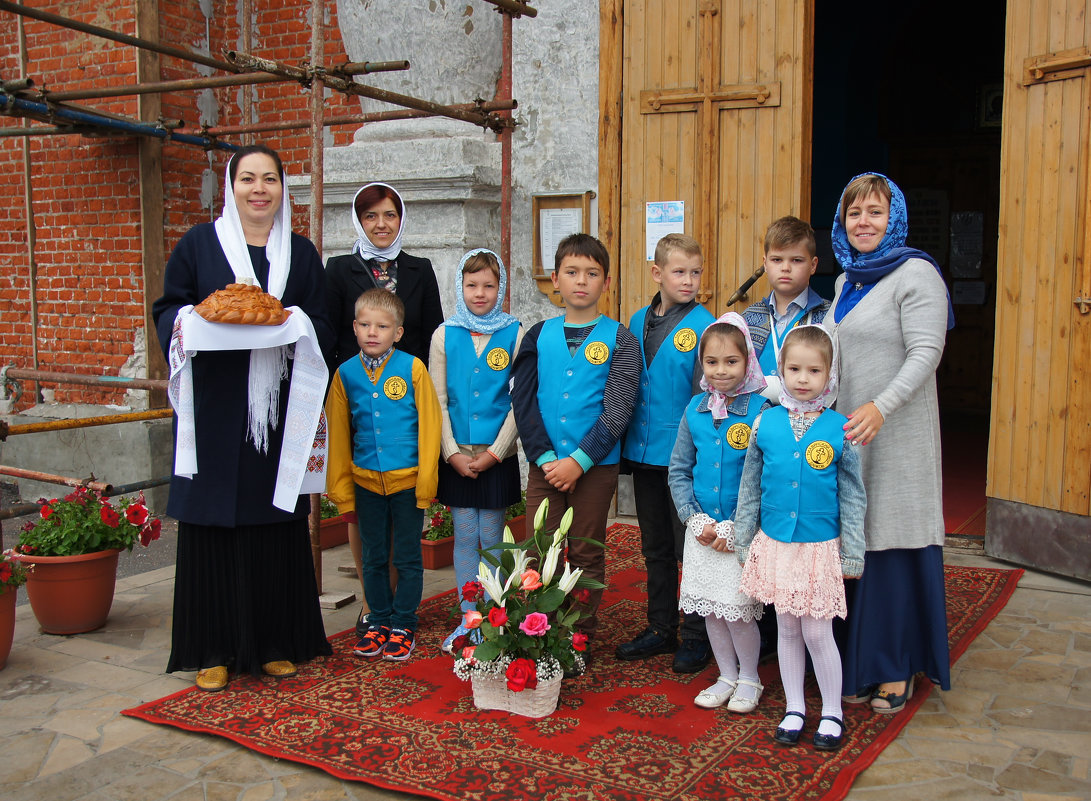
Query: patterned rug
[{"left": 124, "top": 523, "right": 1022, "bottom": 801}]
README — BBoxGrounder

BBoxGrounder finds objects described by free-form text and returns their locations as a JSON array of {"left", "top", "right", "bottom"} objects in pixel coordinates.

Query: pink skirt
[{"left": 739, "top": 531, "right": 847, "bottom": 620}]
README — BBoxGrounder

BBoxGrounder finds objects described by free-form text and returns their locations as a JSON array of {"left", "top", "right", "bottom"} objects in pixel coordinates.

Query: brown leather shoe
[
  {"left": 195, "top": 666, "right": 229, "bottom": 692},
  {"left": 261, "top": 660, "right": 298, "bottom": 678}
]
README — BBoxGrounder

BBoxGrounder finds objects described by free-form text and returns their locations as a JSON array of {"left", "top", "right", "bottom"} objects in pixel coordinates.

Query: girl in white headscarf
[
  {"left": 667, "top": 313, "right": 768, "bottom": 714},
  {"left": 734, "top": 325, "right": 865, "bottom": 752}
]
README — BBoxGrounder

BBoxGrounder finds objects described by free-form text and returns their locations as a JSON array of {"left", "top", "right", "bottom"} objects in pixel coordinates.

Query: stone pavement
[{"left": 2, "top": 523, "right": 1090, "bottom": 801}]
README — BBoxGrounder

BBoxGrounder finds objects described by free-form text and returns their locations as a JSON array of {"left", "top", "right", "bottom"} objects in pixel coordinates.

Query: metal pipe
[
  {"left": 2, "top": 77, "right": 33, "bottom": 91},
  {"left": 331, "top": 60, "right": 410, "bottom": 76},
  {"left": 107, "top": 476, "right": 170, "bottom": 495},
  {"left": 3, "top": 408, "right": 172, "bottom": 437},
  {"left": 4, "top": 367, "right": 168, "bottom": 391},
  {"left": 0, "top": 91, "right": 235, "bottom": 150},
  {"left": 0, "top": 124, "right": 96, "bottom": 136},
  {"left": 225, "top": 49, "right": 509, "bottom": 132},
  {"left": 500, "top": 10, "right": 513, "bottom": 311},
  {"left": 0, "top": 500, "right": 40, "bottom": 520},
  {"left": 308, "top": 0, "right": 325, "bottom": 595},
  {"left": 42, "top": 72, "right": 287, "bottom": 101},
  {"left": 173, "top": 100, "right": 517, "bottom": 137},
  {"left": 481, "top": 0, "right": 538, "bottom": 17},
  {"left": 16, "top": 8, "right": 40, "bottom": 404},
  {"left": 240, "top": 0, "right": 253, "bottom": 145},
  {"left": 0, "top": 465, "right": 112, "bottom": 494},
  {"left": 0, "top": 0, "right": 239, "bottom": 74}
]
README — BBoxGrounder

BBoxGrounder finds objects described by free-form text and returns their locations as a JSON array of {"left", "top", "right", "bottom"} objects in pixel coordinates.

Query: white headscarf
[
  {"left": 351, "top": 182, "right": 405, "bottom": 263},
  {"left": 212, "top": 151, "right": 294, "bottom": 453},
  {"left": 777, "top": 324, "right": 839, "bottom": 414}
]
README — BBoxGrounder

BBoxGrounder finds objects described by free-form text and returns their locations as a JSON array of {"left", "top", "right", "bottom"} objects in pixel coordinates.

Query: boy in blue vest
[
  {"left": 742, "top": 217, "right": 830, "bottom": 402},
  {"left": 616, "top": 233, "right": 716, "bottom": 673},
  {"left": 511, "top": 233, "right": 641, "bottom": 671},
  {"left": 326, "top": 288, "right": 441, "bottom": 663}
]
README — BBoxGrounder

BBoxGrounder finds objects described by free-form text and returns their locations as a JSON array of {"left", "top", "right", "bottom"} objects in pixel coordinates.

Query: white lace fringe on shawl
[{"left": 168, "top": 307, "right": 328, "bottom": 512}]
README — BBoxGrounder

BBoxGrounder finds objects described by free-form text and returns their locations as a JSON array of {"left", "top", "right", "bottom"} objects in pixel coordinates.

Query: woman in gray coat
[{"left": 824, "top": 173, "right": 954, "bottom": 713}]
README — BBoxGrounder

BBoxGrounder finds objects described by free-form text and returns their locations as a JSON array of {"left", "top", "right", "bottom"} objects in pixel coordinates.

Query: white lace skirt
[
  {"left": 678, "top": 528, "right": 764, "bottom": 622},
  {"left": 739, "top": 531, "right": 847, "bottom": 620}
]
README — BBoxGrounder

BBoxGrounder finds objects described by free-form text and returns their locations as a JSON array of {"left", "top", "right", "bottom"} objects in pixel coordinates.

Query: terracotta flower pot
[
  {"left": 506, "top": 515, "right": 528, "bottom": 542},
  {"left": 0, "top": 588, "right": 15, "bottom": 669},
  {"left": 420, "top": 536, "right": 454, "bottom": 570},
  {"left": 320, "top": 514, "right": 353, "bottom": 550},
  {"left": 17, "top": 549, "right": 121, "bottom": 635}
]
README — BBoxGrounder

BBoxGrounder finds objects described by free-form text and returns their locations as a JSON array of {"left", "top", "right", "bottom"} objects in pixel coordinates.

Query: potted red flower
[
  {"left": 319, "top": 494, "right": 352, "bottom": 550},
  {"left": 14, "top": 486, "right": 160, "bottom": 634},
  {"left": 421, "top": 499, "right": 455, "bottom": 570},
  {"left": 0, "top": 550, "right": 29, "bottom": 668}
]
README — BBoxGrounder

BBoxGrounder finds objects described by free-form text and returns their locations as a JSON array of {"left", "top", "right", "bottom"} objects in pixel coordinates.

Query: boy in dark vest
[
  {"left": 511, "top": 233, "right": 641, "bottom": 672},
  {"left": 325, "top": 288, "right": 441, "bottom": 663},
  {"left": 616, "top": 233, "right": 716, "bottom": 673}
]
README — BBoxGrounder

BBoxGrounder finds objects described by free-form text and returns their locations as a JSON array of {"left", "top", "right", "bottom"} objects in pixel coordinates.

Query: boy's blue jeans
[{"left": 353, "top": 486, "right": 423, "bottom": 632}]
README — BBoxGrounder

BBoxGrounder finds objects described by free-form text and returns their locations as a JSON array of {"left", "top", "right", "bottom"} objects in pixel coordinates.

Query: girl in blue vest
[
  {"left": 428, "top": 249, "right": 524, "bottom": 654},
  {"left": 667, "top": 312, "right": 768, "bottom": 713},
  {"left": 735, "top": 325, "right": 865, "bottom": 752}
]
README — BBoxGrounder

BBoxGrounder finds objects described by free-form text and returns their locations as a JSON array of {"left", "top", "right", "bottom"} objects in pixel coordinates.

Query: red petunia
[
  {"left": 100, "top": 506, "right": 120, "bottom": 528},
  {"left": 40, "top": 504, "right": 53, "bottom": 520},
  {"left": 125, "top": 503, "right": 149, "bottom": 526},
  {"left": 0, "top": 563, "right": 11, "bottom": 583}
]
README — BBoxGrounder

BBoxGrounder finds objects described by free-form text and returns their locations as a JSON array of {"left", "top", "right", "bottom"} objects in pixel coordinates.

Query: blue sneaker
[{"left": 442, "top": 624, "right": 472, "bottom": 655}]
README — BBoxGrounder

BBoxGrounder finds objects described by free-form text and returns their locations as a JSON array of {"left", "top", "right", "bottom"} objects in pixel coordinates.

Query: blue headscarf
[
  {"left": 445, "top": 248, "right": 520, "bottom": 334},
  {"left": 831, "top": 172, "right": 954, "bottom": 329}
]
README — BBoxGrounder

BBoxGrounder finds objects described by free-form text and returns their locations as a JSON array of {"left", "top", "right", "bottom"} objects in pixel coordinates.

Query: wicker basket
[{"left": 470, "top": 671, "right": 562, "bottom": 718}]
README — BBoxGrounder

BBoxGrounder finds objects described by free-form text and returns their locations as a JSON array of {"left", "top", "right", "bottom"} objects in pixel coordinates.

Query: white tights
[
  {"left": 777, "top": 611, "right": 843, "bottom": 736},
  {"left": 704, "top": 615, "right": 761, "bottom": 700}
]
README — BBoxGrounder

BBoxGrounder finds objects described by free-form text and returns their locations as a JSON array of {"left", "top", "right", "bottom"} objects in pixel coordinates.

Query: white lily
[
  {"left": 533, "top": 497, "right": 549, "bottom": 532},
  {"left": 477, "top": 561, "right": 506, "bottom": 602},
  {"left": 557, "top": 561, "right": 584, "bottom": 594},
  {"left": 509, "top": 546, "right": 531, "bottom": 581},
  {"left": 502, "top": 524, "right": 515, "bottom": 544},
  {"left": 558, "top": 506, "right": 574, "bottom": 537},
  {"left": 540, "top": 542, "right": 563, "bottom": 585}
]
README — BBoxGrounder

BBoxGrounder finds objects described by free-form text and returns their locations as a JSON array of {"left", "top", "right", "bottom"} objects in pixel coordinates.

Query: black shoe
[
  {"left": 812, "top": 716, "right": 845, "bottom": 751},
  {"left": 774, "top": 711, "right": 806, "bottom": 746},
  {"left": 615, "top": 628, "right": 677, "bottom": 661},
  {"left": 671, "top": 639, "right": 712, "bottom": 673},
  {"left": 355, "top": 611, "right": 369, "bottom": 638}
]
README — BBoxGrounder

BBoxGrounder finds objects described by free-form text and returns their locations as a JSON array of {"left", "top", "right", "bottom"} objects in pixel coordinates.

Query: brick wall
[{"left": 0, "top": 0, "right": 357, "bottom": 409}]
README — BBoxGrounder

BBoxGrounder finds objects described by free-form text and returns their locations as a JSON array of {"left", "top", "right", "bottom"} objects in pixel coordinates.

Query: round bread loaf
[{"left": 193, "top": 283, "right": 291, "bottom": 326}]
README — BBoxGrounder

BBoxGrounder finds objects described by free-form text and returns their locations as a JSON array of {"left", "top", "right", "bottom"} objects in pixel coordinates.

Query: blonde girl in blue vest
[
  {"left": 667, "top": 312, "right": 768, "bottom": 713},
  {"left": 428, "top": 249, "right": 523, "bottom": 654},
  {"left": 735, "top": 325, "right": 865, "bottom": 752}
]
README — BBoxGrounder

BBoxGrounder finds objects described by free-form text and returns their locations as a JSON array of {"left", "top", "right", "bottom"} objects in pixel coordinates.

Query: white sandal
[
  {"left": 727, "top": 678, "right": 764, "bottom": 713},
  {"left": 694, "top": 676, "right": 737, "bottom": 709}
]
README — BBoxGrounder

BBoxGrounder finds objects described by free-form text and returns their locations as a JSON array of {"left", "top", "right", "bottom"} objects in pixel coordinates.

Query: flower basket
[{"left": 471, "top": 670, "right": 561, "bottom": 718}]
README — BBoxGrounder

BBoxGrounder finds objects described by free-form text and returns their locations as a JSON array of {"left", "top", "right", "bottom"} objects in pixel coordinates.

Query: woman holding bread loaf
[{"left": 153, "top": 144, "right": 334, "bottom": 693}]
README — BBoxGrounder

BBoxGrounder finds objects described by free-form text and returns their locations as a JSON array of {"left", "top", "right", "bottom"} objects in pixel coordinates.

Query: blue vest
[
  {"left": 622, "top": 303, "right": 714, "bottom": 466},
  {"left": 758, "top": 406, "right": 847, "bottom": 543},
  {"left": 445, "top": 321, "right": 518, "bottom": 445},
  {"left": 338, "top": 350, "right": 419, "bottom": 472},
  {"left": 536, "top": 315, "right": 622, "bottom": 465},
  {"left": 687, "top": 393, "right": 763, "bottom": 519}
]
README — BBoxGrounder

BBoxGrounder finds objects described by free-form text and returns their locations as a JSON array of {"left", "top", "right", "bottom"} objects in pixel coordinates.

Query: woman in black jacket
[{"left": 325, "top": 182, "right": 443, "bottom": 370}]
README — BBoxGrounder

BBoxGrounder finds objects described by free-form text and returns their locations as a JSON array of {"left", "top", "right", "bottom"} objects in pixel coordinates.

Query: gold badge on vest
[
  {"left": 805, "top": 441, "right": 835, "bottom": 470},
  {"left": 486, "top": 347, "right": 510, "bottom": 370},
  {"left": 384, "top": 376, "right": 409, "bottom": 401},
  {"left": 726, "top": 422, "right": 751, "bottom": 450},
  {"left": 673, "top": 328, "right": 697, "bottom": 353},
  {"left": 584, "top": 341, "right": 610, "bottom": 365}
]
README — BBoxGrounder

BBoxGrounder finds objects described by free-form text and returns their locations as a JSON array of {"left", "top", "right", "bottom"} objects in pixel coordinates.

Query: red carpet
[{"left": 124, "top": 524, "right": 1021, "bottom": 801}]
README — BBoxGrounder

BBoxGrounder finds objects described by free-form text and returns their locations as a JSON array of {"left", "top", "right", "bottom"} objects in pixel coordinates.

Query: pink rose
[
  {"left": 463, "top": 610, "right": 483, "bottom": 629},
  {"left": 461, "top": 646, "right": 477, "bottom": 662},
  {"left": 520, "top": 570, "right": 543, "bottom": 592},
  {"left": 519, "top": 612, "right": 551, "bottom": 637},
  {"left": 488, "top": 607, "right": 508, "bottom": 628}
]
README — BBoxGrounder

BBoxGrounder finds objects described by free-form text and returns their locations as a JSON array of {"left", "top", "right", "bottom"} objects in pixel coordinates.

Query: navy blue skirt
[
  {"left": 841, "top": 545, "right": 951, "bottom": 694},
  {"left": 436, "top": 454, "right": 521, "bottom": 510}
]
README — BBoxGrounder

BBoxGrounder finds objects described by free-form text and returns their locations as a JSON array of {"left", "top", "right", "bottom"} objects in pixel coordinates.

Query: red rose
[
  {"left": 487, "top": 607, "right": 508, "bottom": 628},
  {"left": 461, "top": 581, "right": 484, "bottom": 603},
  {"left": 100, "top": 506, "right": 120, "bottom": 528},
  {"left": 572, "top": 632, "right": 589, "bottom": 652},
  {"left": 125, "top": 504, "right": 149, "bottom": 526},
  {"left": 505, "top": 657, "right": 539, "bottom": 692},
  {"left": 451, "top": 634, "right": 470, "bottom": 651},
  {"left": 572, "top": 588, "right": 591, "bottom": 604}
]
